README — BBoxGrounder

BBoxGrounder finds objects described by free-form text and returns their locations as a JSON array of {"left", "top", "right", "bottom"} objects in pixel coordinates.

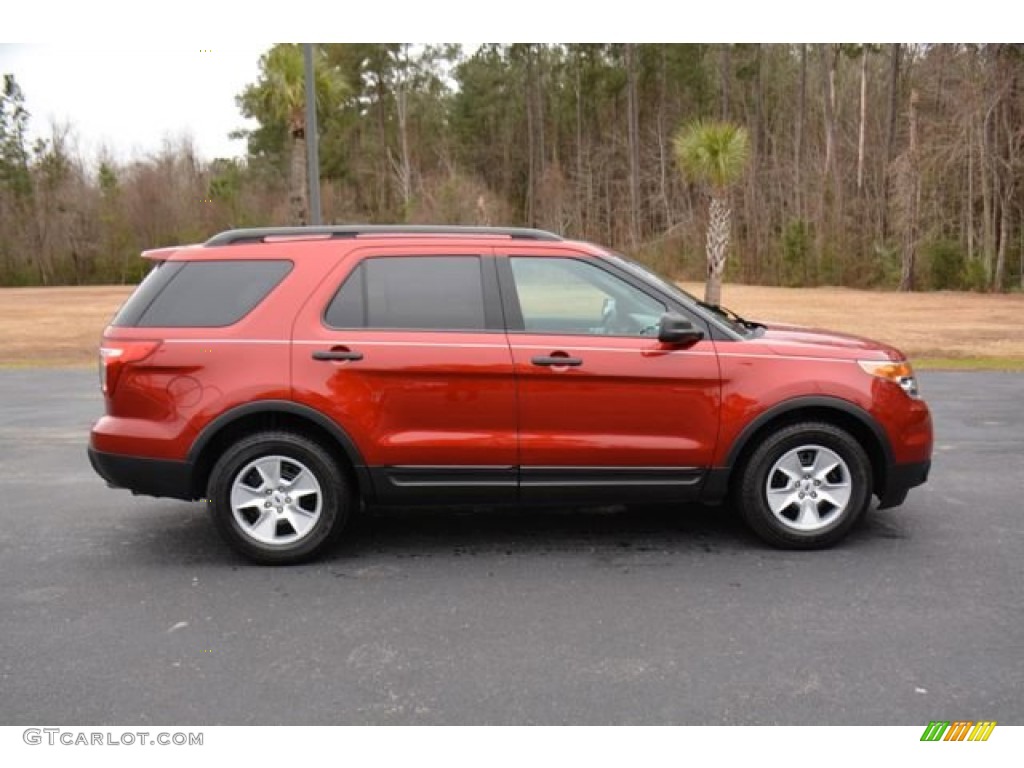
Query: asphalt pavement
[{"left": 0, "top": 370, "right": 1021, "bottom": 725}]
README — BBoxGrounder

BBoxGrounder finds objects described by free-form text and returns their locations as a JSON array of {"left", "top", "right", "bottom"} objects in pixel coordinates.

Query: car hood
[{"left": 758, "top": 322, "right": 904, "bottom": 360}]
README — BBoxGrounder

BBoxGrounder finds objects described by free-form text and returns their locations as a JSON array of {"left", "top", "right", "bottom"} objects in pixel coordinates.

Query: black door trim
[
  {"left": 520, "top": 465, "right": 704, "bottom": 503},
  {"left": 371, "top": 466, "right": 517, "bottom": 505},
  {"left": 368, "top": 465, "right": 706, "bottom": 506}
]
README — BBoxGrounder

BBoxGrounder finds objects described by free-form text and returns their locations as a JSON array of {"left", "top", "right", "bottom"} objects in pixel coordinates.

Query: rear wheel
[
  {"left": 737, "top": 422, "right": 872, "bottom": 549},
  {"left": 207, "top": 431, "right": 352, "bottom": 564}
]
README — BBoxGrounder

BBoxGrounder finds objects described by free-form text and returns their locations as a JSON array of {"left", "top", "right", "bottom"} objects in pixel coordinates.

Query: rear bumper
[
  {"left": 877, "top": 459, "right": 931, "bottom": 509},
  {"left": 87, "top": 447, "right": 196, "bottom": 501}
]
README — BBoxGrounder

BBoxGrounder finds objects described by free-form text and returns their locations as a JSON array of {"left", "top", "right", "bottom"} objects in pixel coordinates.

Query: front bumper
[
  {"left": 88, "top": 447, "right": 196, "bottom": 501},
  {"left": 876, "top": 459, "right": 931, "bottom": 509}
]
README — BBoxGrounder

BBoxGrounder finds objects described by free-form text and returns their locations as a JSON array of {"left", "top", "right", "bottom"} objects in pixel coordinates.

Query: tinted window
[
  {"left": 111, "top": 260, "right": 185, "bottom": 326},
  {"left": 510, "top": 257, "right": 665, "bottom": 337},
  {"left": 325, "top": 256, "right": 486, "bottom": 330},
  {"left": 325, "top": 262, "right": 366, "bottom": 327},
  {"left": 116, "top": 260, "right": 291, "bottom": 328}
]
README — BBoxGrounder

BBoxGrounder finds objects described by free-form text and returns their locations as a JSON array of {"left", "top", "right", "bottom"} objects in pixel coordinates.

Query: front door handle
[
  {"left": 531, "top": 354, "right": 583, "bottom": 367},
  {"left": 312, "top": 348, "right": 363, "bottom": 362}
]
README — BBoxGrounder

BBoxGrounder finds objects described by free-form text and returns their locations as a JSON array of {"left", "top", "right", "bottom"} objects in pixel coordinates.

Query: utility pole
[{"left": 303, "top": 43, "right": 322, "bottom": 225}]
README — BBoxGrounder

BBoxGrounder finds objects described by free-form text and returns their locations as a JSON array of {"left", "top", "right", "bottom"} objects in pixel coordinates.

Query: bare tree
[
  {"left": 625, "top": 44, "right": 641, "bottom": 246},
  {"left": 895, "top": 89, "right": 922, "bottom": 291},
  {"left": 857, "top": 45, "right": 870, "bottom": 194}
]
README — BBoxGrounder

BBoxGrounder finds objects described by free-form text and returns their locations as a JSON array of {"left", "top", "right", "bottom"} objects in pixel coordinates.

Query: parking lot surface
[{"left": 1, "top": 370, "right": 1021, "bottom": 724}]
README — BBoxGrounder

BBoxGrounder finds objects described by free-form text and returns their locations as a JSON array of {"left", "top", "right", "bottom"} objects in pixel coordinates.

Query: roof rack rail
[{"left": 205, "top": 225, "right": 563, "bottom": 246}]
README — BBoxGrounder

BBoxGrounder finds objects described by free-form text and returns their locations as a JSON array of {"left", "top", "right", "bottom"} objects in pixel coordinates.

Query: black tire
[
  {"left": 736, "top": 421, "right": 872, "bottom": 549},
  {"left": 206, "top": 430, "right": 352, "bottom": 565}
]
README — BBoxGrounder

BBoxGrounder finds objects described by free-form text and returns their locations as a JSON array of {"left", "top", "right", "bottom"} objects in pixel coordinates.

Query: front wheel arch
[
  {"left": 722, "top": 399, "right": 890, "bottom": 502},
  {"left": 736, "top": 420, "right": 873, "bottom": 549}
]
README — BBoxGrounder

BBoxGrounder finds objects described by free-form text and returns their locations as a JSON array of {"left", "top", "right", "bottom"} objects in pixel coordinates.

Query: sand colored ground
[
  {"left": 0, "top": 286, "right": 133, "bottom": 367},
  {"left": 0, "top": 283, "right": 1021, "bottom": 368},
  {"left": 679, "top": 283, "right": 1024, "bottom": 364}
]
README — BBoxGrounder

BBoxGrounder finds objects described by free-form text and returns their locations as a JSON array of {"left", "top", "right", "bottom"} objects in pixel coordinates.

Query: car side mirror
[{"left": 658, "top": 312, "right": 704, "bottom": 345}]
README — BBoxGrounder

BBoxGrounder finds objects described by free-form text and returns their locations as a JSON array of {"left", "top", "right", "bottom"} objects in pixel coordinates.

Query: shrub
[
  {"left": 781, "top": 220, "right": 811, "bottom": 287},
  {"left": 925, "top": 239, "right": 965, "bottom": 290},
  {"left": 963, "top": 259, "right": 988, "bottom": 292}
]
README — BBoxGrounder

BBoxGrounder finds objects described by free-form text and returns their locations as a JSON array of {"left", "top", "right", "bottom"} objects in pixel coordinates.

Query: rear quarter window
[{"left": 112, "top": 260, "right": 292, "bottom": 328}]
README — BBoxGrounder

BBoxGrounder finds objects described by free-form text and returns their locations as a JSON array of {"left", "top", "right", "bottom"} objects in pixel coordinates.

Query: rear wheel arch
[
  {"left": 722, "top": 397, "right": 892, "bottom": 500},
  {"left": 206, "top": 429, "right": 353, "bottom": 564},
  {"left": 187, "top": 401, "right": 368, "bottom": 501}
]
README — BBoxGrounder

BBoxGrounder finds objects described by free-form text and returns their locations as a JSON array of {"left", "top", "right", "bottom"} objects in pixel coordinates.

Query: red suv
[{"left": 89, "top": 225, "right": 932, "bottom": 563}]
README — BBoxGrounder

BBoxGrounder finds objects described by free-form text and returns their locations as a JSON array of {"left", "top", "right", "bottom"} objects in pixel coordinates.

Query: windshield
[{"left": 604, "top": 252, "right": 752, "bottom": 337}]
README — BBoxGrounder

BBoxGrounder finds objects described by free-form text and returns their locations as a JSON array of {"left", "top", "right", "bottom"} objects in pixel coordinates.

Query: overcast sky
[{"left": 0, "top": 44, "right": 267, "bottom": 163}]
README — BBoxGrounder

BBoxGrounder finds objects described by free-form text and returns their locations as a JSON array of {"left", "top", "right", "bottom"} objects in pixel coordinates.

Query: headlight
[{"left": 858, "top": 360, "right": 920, "bottom": 399}]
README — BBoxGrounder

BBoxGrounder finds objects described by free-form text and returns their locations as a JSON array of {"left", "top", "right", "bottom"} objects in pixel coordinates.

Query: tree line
[{"left": 1, "top": 44, "right": 1021, "bottom": 291}]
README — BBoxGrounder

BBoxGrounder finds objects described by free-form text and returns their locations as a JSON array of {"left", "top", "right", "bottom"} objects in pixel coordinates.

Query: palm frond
[{"left": 672, "top": 119, "right": 750, "bottom": 191}]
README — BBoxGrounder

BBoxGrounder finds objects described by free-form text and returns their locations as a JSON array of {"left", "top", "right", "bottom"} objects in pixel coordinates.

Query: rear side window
[
  {"left": 113, "top": 260, "right": 292, "bottom": 328},
  {"left": 324, "top": 256, "right": 486, "bottom": 330},
  {"left": 110, "top": 261, "right": 183, "bottom": 326}
]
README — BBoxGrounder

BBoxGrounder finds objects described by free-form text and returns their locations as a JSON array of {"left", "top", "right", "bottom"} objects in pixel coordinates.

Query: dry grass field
[
  {"left": 0, "top": 283, "right": 1022, "bottom": 369},
  {"left": 0, "top": 286, "right": 134, "bottom": 367},
  {"left": 680, "top": 283, "right": 1024, "bottom": 368}
]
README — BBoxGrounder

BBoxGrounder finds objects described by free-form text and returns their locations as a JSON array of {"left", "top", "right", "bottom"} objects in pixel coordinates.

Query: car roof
[
  {"left": 205, "top": 225, "right": 564, "bottom": 246},
  {"left": 143, "top": 226, "right": 609, "bottom": 261}
]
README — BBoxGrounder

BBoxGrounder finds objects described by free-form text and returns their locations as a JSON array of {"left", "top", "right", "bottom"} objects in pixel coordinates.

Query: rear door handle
[
  {"left": 312, "top": 348, "right": 363, "bottom": 362},
  {"left": 531, "top": 355, "right": 583, "bottom": 367}
]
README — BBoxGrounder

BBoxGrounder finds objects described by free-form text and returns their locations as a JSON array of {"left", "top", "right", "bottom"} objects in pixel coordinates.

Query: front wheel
[
  {"left": 736, "top": 422, "right": 872, "bottom": 549},
  {"left": 206, "top": 431, "right": 352, "bottom": 564}
]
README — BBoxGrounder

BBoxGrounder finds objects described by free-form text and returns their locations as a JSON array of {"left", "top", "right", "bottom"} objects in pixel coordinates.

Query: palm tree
[
  {"left": 241, "top": 45, "right": 347, "bottom": 225},
  {"left": 673, "top": 119, "right": 750, "bottom": 306}
]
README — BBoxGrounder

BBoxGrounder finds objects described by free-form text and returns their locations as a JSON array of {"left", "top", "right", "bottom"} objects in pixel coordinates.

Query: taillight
[{"left": 99, "top": 340, "right": 161, "bottom": 395}]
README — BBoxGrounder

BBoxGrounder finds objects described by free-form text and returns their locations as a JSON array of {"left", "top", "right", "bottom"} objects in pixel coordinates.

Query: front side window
[
  {"left": 606, "top": 252, "right": 750, "bottom": 337},
  {"left": 509, "top": 257, "right": 665, "bottom": 337},
  {"left": 325, "top": 256, "right": 487, "bottom": 331}
]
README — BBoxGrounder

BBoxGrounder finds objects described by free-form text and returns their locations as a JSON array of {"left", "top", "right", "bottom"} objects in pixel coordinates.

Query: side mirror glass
[{"left": 657, "top": 312, "right": 704, "bottom": 345}]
